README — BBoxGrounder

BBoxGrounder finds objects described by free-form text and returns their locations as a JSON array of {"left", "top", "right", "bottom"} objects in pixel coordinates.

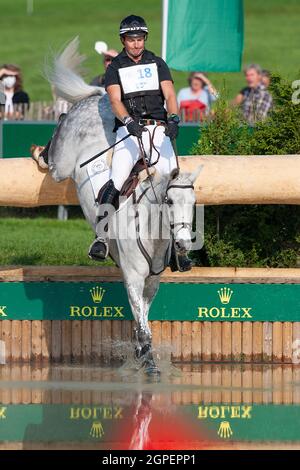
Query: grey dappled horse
[{"left": 45, "top": 38, "right": 201, "bottom": 375}]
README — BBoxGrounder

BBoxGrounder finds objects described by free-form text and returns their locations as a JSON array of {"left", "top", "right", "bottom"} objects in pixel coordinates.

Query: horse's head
[{"left": 164, "top": 165, "right": 202, "bottom": 253}]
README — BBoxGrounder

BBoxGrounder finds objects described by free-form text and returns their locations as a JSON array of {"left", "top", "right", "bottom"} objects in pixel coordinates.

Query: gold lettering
[
  {"left": 198, "top": 307, "right": 209, "bottom": 318},
  {"left": 241, "top": 406, "right": 252, "bottom": 419},
  {"left": 103, "top": 307, "right": 113, "bottom": 318},
  {"left": 70, "top": 407, "right": 81, "bottom": 419},
  {"left": 220, "top": 307, "right": 230, "bottom": 318},
  {"left": 0, "top": 306, "right": 7, "bottom": 317},
  {"left": 103, "top": 407, "right": 113, "bottom": 419},
  {"left": 219, "top": 406, "right": 230, "bottom": 419},
  {"left": 231, "top": 308, "right": 241, "bottom": 318},
  {"left": 114, "top": 407, "right": 123, "bottom": 419},
  {"left": 92, "top": 307, "right": 102, "bottom": 317},
  {"left": 241, "top": 308, "right": 252, "bottom": 318},
  {"left": 209, "top": 307, "right": 220, "bottom": 318},
  {"left": 81, "top": 408, "right": 92, "bottom": 419},
  {"left": 82, "top": 306, "right": 92, "bottom": 317},
  {"left": 114, "top": 307, "right": 124, "bottom": 318},
  {"left": 197, "top": 406, "right": 208, "bottom": 419},
  {"left": 69, "top": 306, "right": 81, "bottom": 317},
  {"left": 209, "top": 406, "right": 220, "bottom": 419},
  {"left": 0, "top": 407, "right": 7, "bottom": 419},
  {"left": 231, "top": 406, "right": 241, "bottom": 418}
]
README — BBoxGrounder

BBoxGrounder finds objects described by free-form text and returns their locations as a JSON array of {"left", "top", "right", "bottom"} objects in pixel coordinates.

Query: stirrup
[{"left": 88, "top": 237, "right": 109, "bottom": 261}]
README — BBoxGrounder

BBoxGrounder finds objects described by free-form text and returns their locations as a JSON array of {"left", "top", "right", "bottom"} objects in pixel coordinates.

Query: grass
[
  {"left": 0, "top": 217, "right": 114, "bottom": 266},
  {"left": 0, "top": 0, "right": 300, "bottom": 101}
]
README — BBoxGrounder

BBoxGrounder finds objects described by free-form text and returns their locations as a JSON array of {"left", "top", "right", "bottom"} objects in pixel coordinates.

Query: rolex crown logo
[
  {"left": 90, "top": 421, "right": 104, "bottom": 439},
  {"left": 90, "top": 286, "right": 105, "bottom": 303},
  {"left": 217, "top": 421, "right": 233, "bottom": 439},
  {"left": 217, "top": 287, "right": 233, "bottom": 304}
]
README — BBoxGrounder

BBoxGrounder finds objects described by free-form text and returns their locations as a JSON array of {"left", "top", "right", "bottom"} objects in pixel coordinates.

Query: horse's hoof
[{"left": 144, "top": 364, "right": 161, "bottom": 377}]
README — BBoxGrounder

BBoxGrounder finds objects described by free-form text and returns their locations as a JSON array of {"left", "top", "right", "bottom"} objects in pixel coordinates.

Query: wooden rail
[{"left": 1, "top": 156, "right": 300, "bottom": 206}]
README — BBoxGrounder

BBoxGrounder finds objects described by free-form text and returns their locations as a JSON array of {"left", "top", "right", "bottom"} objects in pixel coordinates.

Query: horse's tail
[{"left": 44, "top": 36, "right": 104, "bottom": 104}]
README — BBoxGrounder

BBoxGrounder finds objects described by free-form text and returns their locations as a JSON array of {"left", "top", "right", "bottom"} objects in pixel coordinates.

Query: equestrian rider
[{"left": 88, "top": 15, "right": 193, "bottom": 271}]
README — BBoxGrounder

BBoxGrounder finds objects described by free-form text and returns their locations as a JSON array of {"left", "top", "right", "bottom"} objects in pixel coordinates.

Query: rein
[
  {"left": 137, "top": 126, "right": 161, "bottom": 204},
  {"left": 131, "top": 178, "right": 194, "bottom": 275},
  {"left": 136, "top": 124, "right": 181, "bottom": 204}
]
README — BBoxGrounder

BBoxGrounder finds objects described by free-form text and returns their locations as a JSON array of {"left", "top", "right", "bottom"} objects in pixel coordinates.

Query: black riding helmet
[{"left": 119, "top": 15, "right": 148, "bottom": 37}]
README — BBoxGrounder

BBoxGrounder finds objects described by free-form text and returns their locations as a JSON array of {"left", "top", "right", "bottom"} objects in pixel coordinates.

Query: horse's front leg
[
  {"left": 124, "top": 275, "right": 148, "bottom": 356},
  {"left": 124, "top": 273, "right": 160, "bottom": 375},
  {"left": 139, "top": 275, "right": 161, "bottom": 375}
]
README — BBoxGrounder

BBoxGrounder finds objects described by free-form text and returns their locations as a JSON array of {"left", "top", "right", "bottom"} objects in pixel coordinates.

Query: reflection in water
[
  {"left": 129, "top": 393, "right": 152, "bottom": 450},
  {"left": 0, "top": 363, "right": 300, "bottom": 449}
]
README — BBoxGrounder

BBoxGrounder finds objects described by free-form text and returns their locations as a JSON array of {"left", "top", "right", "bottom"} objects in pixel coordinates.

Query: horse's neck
[
  {"left": 135, "top": 174, "right": 168, "bottom": 206},
  {"left": 137, "top": 176, "right": 170, "bottom": 240}
]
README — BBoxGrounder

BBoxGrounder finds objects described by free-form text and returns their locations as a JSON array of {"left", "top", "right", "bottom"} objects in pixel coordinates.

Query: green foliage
[
  {"left": 191, "top": 74, "right": 300, "bottom": 267},
  {"left": 251, "top": 73, "right": 300, "bottom": 155},
  {"left": 191, "top": 95, "right": 252, "bottom": 156}
]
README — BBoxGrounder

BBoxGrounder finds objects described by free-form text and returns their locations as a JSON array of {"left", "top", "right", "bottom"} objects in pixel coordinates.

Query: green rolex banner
[{"left": 162, "top": 0, "right": 244, "bottom": 72}]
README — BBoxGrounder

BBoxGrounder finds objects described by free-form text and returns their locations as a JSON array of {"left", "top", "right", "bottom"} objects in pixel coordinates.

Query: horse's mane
[{"left": 136, "top": 169, "right": 193, "bottom": 204}]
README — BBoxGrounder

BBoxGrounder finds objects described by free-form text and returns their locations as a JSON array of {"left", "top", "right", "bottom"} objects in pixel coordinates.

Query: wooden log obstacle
[
  {"left": 0, "top": 266, "right": 300, "bottom": 364},
  {"left": 1, "top": 155, "right": 300, "bottom": 207}
]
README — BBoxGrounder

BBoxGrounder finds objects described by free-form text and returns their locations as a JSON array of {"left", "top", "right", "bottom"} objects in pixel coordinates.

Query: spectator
[
  {"left": 0, "top": 64, "right": 30, "bottom": 119},
  {"left": 233, "top": 64, "right": 272, "bottom": 125},
  {"left": 261, "top": 69, "right": 271, "bottom": 88},
  {"left": 177, "top": 72, "right": 218, "bottom": 121},
  {"left": 90, "top": 41, "right": 118, "bottom": 87}
]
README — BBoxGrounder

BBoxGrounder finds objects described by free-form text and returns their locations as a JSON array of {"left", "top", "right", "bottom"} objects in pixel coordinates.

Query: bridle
[
  {"left": 137, "top": 128, "right": 195, "bottom": 239},
  {"left": 131, "top": 178, "right": 195, "bottom": 275},
  {"left": 164, "top": 182, "right": 195, "bottom": 239}
]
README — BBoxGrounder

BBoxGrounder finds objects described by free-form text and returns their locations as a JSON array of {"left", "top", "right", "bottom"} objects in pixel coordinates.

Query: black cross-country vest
[{"left": 114, "top": 50, "right": 167, "bottom": 120}]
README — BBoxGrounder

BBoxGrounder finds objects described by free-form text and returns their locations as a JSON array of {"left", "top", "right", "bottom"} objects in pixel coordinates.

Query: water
[{"left": 0, "top": 362, "right": 300, "bottom": 449}]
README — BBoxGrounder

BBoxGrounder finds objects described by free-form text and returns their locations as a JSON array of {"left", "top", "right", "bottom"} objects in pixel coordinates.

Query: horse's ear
[
  {"left": 170, "top": 168, "right": 179, "bottom": 179},
  {"left": 189, "top": 164, "right": 203, "bottom": 183}
]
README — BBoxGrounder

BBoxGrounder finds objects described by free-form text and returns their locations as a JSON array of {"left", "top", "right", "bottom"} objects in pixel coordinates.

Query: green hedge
[{"left": 191, "top": 74, "right": 300, "bottom": 267}]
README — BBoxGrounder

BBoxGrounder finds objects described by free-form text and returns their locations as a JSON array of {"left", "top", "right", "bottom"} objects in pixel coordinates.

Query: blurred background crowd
[{"left": 0, "top": 41, "right": 273, "bottom": 126}]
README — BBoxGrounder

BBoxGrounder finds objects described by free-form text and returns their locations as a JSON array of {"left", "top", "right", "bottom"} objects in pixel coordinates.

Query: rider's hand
[
  {"left": 125, "top": 117, "right": 144, "bottom": 138},
  {"left": 165, "top": 114, "right": 180, "bottom": 140}
]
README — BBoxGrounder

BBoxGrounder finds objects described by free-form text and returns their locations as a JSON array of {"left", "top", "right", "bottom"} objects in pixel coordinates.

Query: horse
[{"left": 44, "top": 37, "right": 202, "bottom": 375}]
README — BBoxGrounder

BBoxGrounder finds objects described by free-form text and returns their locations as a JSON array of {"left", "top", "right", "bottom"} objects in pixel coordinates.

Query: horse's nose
[
  {"left": 175, "top": 239, "right": 191, "bottom": 252},
  {"left": 175, "top": 229, "right": 192, "bottom": 252}
]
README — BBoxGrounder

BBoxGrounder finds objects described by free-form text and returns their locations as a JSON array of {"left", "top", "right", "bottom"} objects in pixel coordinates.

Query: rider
[{"left": 88, "top": 14, "right": 193, "bottom": 271}]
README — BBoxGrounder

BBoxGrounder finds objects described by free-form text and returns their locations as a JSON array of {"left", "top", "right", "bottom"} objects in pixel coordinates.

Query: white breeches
[{"left": 110, "top": 124, "right": 178, "bottom": 191}]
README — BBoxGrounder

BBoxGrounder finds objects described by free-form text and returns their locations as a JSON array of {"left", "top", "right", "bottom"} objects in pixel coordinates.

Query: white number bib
[{"left": 118, "top": 63, "right": 159, "bottom": 95}]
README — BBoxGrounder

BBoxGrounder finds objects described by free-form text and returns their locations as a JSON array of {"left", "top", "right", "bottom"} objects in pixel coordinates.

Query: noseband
[{"left": 164, "top": 183, "right": 195, "bottom": 236}]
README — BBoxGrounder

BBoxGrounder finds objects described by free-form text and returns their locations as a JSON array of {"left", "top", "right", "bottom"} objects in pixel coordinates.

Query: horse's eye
[{"left": 166, "top": 198, "right": 173, "bottom": 206}]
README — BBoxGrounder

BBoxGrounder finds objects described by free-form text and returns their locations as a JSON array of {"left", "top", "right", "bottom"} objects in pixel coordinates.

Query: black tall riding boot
[{"left": 88, "top": 179, "right": 120, "bottom": 261}]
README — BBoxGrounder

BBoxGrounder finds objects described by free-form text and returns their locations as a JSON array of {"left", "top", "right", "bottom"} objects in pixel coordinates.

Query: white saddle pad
[{"left": 86, "top": 154, "right": 110, "bottom": 200}]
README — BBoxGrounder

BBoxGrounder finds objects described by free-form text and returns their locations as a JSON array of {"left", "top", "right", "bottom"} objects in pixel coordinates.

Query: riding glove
[
  {"left": 165, "top": 114, "right": 180, "bottom": 140},
  {"left": 125, "top": 118, "right": 144, "bottom": 138}
]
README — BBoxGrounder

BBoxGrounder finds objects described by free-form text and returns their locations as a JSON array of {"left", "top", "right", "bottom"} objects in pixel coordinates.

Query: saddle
[{"left": 96, "top": 157, "right": 151, "bottom": 208}]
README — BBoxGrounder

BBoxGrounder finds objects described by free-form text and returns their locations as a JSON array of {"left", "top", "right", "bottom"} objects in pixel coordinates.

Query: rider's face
[{"left": 122, "top": 35, "right": 145, "bottom": 58}]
